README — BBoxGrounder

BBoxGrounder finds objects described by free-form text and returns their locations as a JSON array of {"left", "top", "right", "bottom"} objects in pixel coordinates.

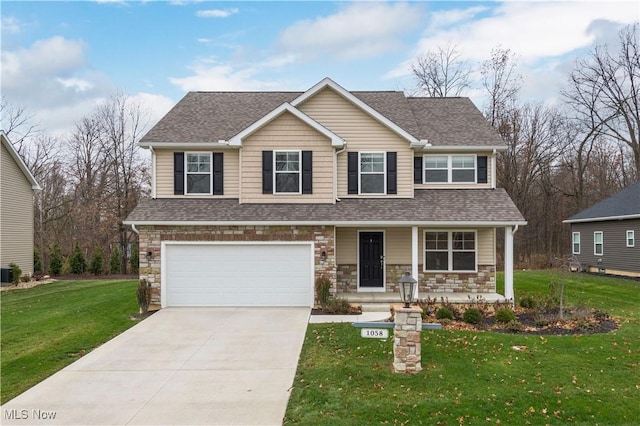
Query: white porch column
[
  {"left": 412, "top": 226, "right": 419, "bottom": 299},
  {"left": 504, "top": 226, "right": 514, "bottom": 301}
]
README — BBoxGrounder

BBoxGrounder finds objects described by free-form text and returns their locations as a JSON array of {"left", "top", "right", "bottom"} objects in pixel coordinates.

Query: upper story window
[
  {"left": 186, "top": 153, "right": 211, "bottom": 194},
  {"left": 627, "top": 230, "right": 635, "bottom": 247},
  {"left": 424, "top": 230, "right": 476, "bottom": 272},
  {"left": 572, "top": 232, "right": 581, "bottom": 254},
  {"left": 424, "top": 155, "right": 476, "bottom": 184},
  {"left": 594, "top": 231, "right": 603, "bottom": 256},
  {"left": 360, "top": 152, "right": 386, "bottom": 194},
  {"left": 274, "top": 150, "right": 301, "bottom": 194}
]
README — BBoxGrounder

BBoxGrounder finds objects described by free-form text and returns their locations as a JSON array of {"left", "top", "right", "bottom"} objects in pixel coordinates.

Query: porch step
[{"left": 360, "top": 303, "right": 392, "bottom": 313}]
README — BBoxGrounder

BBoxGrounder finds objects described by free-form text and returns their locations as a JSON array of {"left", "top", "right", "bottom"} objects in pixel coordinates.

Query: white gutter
[
  {"left": 334, "top": 144, "right": 347, "bottom": 202},
  {"left": 124, "top": 220, "right": 528, "bottom": 227},
  {"left": 130, "top": 223, "right": 139, "bottom": 234},
  {"left": 139, "top": 141, "right": 235, "bottom": 150},
  {"left": 421, "top": 145, "right": 507, "bottom": 152},
  {"left": 149, "top": 146, "right": 156, "bottom": 199},
  {"left": 563, "top": 214, "right": 640, "bottom": 224}
]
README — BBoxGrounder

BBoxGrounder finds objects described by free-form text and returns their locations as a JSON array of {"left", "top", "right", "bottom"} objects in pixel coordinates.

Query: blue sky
[{"left": 1, "top": 1, "right": 638, "bottom": 138}]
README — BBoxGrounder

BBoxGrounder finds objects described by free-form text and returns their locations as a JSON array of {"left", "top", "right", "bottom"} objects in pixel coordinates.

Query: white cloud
[
  {"left": 278, "top": 2, "right": 424, "bottom": 61},
  {"left": 386, "top": 1, "right": 638, "bottom": 106},
  {"left": 57, "top": 77, "right": 94, "bottom": 93},
  {"left": 196, "top": 8, "right": 239, "bottom": 18},
  {"left": 129, "top": 92, "right": 176, "bottom": 130},
  {"left": 169, "top": 59, "right": 283, "bottom": 92},
  {"left": 1, "top": 16, "right": 22, "bottom": 34}
]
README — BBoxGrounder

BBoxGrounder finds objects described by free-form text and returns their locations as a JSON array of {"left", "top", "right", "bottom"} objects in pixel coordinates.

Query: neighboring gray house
[
  {"left": 0, "top": 131, "right": 41, "bottom": 280},
  {"left": 564, "top": 182, "right": 640, "bottom": 278}
]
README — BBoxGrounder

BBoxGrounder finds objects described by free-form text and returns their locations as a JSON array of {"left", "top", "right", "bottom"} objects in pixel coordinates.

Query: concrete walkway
[{"left": 1, "top": 307, "right": 310, "bottom": 425}]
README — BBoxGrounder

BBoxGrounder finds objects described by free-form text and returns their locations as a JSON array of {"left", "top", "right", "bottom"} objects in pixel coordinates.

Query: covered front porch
[{"left": 333, "top": 225, "right": 520, "bottom": 304}]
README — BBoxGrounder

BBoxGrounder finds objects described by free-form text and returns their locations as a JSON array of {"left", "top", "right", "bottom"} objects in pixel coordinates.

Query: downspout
[
  {"left": 149, "top": 146, "right": 156, "bottom": 199},
  {"left": 131, "top": 223, "right": 139, "bottom": 235},
  {"left": 334, "top": 144, "right": 347, "bottom": 202}
]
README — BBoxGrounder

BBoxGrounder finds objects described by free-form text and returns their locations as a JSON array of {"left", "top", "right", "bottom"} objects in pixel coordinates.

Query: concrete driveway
[{"left": 1, "top": 307, "right": 310, "bottom": 425}]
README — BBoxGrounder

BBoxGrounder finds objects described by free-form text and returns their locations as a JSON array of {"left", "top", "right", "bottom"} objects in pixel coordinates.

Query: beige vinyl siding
[
  {"left": 337, "top": 227, "right": 495, "bottom": 266},
  {"left": 415, "top": 152, "right": 494, "bottom": 189},
  {"left": 155, "top": 149, "right": 239, "bottom": 198},
  {"left": 0, "top": 143, "right": 35, "bottom": 275},
  {"left": 241, "top": 111, "right": 335, "bottom": 203},
  {"left": 298, "top": 88, "right": 413, "bottom": 198}
]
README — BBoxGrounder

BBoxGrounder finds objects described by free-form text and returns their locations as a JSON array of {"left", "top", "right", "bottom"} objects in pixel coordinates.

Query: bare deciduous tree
[
  {"left": 411, "top": 43, "right": 472, "bottom": 97},
  {"left": 481, "top": 47, "right": 522, "bottom": 128}
]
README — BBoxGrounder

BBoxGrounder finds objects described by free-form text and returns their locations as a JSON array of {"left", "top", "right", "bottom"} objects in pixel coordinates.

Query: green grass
[
  {"left": 1, "top": 279, "right": 139, "bottom": 403},
  {"left": 285, "top": 271, "right": 640, "bottom": 425}
]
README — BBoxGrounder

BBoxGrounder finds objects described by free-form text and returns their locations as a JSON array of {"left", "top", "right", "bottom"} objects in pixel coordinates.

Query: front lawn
[
  {"left": 285, "top": 271, "right": 640, "bottom": 425},
  {"left": 1, "top": 279, "right": 139, "bottom": 403}
]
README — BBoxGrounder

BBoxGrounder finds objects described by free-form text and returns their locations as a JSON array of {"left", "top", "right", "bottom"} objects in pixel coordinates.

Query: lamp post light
[{"left": 399, "top": 272, "right": 417, "bottom": 308}]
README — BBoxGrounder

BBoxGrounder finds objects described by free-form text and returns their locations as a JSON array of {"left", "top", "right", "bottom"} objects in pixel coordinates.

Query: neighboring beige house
[
  {"left": 0, "top": 131, "right": 41, "bottom": 280},
  {"left": 124, "top": 78, "right": 526, "bottom": 309}
]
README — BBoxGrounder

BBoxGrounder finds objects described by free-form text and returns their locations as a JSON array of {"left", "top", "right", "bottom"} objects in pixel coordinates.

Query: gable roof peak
[{"left": 0, "top": 131, "right": 41, "bottom": 190}]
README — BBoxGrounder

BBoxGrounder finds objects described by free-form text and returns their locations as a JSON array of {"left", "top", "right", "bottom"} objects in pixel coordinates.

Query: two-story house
[{"left": 124, "top": 78, "right": 526, "bottom": 309}]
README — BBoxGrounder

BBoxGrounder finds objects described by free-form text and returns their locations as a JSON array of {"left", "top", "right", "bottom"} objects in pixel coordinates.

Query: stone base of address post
[{"left": 393, "top": 306, "right": 423, "bottom": 374}]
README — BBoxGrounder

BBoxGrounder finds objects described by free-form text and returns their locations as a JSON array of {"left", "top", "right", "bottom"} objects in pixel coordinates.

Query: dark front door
[{"left": 359, "top": 232, "right": 384, "bottom": 289}]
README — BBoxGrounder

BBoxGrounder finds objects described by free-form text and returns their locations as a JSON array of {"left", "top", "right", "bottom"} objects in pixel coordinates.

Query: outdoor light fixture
[
  {"left": 399, "top": 272, "right": 417, "bottom": 308},
  {"left": 320, "top": 251, "right": 327, "bottom": 263},
  {"left": 146, "top": 250, "right": 153, "bottom": 261}
]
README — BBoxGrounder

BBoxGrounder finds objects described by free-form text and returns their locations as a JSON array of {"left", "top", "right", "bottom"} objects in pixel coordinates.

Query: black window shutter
[
  {"left": 387, "top": 152, "right": 397, "bottom": 194},
  {"left": 477, "top": 156, "right": 488, "bottom": 184},
  {"left": 213, "top": 152, "right": 224, "bottom": 195},
  {"left": 347, "top": 152, "right": 358, "bottom": 194},
  {"left": 262, "top": 151, "right": 273, "bottom": 194},
  {"left": 174, "top": 152, "right": 184, "bottom": 195},
  {"left": 414, "top": 156, "right": 423, "bottom": 184},
  {"left": 302, "top": 150, "right": 313, "bottom": 194}
]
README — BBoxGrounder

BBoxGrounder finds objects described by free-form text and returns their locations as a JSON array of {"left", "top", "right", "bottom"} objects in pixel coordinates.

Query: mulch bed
[{"left": 434, "top": 307, "right": 619, "bottom": 335}]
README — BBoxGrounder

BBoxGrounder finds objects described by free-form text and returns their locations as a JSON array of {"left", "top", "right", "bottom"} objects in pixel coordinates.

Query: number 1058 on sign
[{"left": 361, "top": 328, "right": 389, "bottom": 339}]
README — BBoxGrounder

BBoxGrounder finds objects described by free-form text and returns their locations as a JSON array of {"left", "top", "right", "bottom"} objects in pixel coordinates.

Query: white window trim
[
  {"left": 626, "top": 230, "right": 635, "bottom": 247},
  {"left": 423, "top": 154, "right": 477, "bottom": 184},
  {"left": 572, "top": 232, "right": 581, "bottom": 255},
  {"left": 423, "top": 230, "right": 478, "bottom": 273},
  {"left": 185, "top": 152, "right": 213, "bottom": 195},
  {"left": 594, "top": 231, "right": 603, "bottom": 256},
  {"left": 273, "top": 150, "right": 302, "bottom": 195},
  {"left": 358, "top": 151, "right": 386, "bottom": 195}
]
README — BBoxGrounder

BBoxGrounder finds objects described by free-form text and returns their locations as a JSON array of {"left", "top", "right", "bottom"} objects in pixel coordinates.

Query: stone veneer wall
[
  {"left": 336, "top": 264, "right": 496, "bottom": 294},
  {"left": 138, "top": 225, "right": 335, "bottom": 308}
]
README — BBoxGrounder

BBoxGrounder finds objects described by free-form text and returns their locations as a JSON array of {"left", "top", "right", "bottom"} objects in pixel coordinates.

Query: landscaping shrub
[
  {"left": 49, "top": 243, "right": 63, "bottom": 276},
  {"left": 315, "top": 274, "right": 332, "bottom": 306},
  {"left": 88, "top": 246, "right": 104, "bottom": 275},
  {"left": 436, "top": 307, "right": 454, "bottom": 320},
  {"left": 110, "top": 247, "right": 122, "bottom": 274},
  {"left": 321, "top": 298, "right": 352, "bottom": 315},
  {"left": 69, "top": 243, "right": 86, "bottom": 274},
  {"left": 495, "top": 307, "right": 516, "bottom": 323},
  {"left": 519, "top": 294, "right": 537, "bottom": 309},
  {"left": 130, "top": 244, "right": 139, "bottom": 274},
  {"left": 34, "top": 249, "right": 42, "bottom": 273},
  {"left": 20, "top": 274, "right": 31, "bottom": 283},
  {"left": 463, "top": 308, "right": 482, "bottom": 324},
  {"left": 136, "top": 278, "right": 151, "bottom": 313},
  {"left": 505, "top": 319, "right": 524, "bottom": 332},
  {"left": 8, "top": 263, "right": 21, "bottom": 284}
]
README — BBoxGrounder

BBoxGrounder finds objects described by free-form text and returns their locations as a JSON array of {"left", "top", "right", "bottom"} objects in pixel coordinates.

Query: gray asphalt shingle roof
[
  {"left": 124, "top": 189, "right": 525, "bottom": 224},
  {"left": 141, "top": 88, "right": 504, "bottom": 147},
  {"left": 565, "top": 182, "right": 640, "bottom": 222}
]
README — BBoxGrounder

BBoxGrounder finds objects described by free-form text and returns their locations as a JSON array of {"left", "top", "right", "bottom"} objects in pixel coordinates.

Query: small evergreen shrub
[
  {"left": 519, "top": 294, "right": 537, "bottom": 309},
  {"left": 69, "top": 243, "right": 86, "bottom": 274},
  {"left": 505, "top": 320, "right": 524, "bottom": 332},
  {"left": 463, "top": 308, "right": 482, "bottom": 324},
  {"left": 130, "top": 244, "right": 139, "bottom": 274},
  {"left": 495, "top": 308, "right": 516, "bottom": 323},
  {"left": 110, "top": 246, "right": 122, "bottom": 274},
  {"left": 315, "top": 274, "right": 332, "bottom": 306},
  {"left": 88, "top": 246, "right": 104, "bottom": 275},
  {"left": 20, "top": 274, "right": 31, "bottom": 283},
  {"left": 8, "top": 263, "right": 21, "bottom": 284},
  {"left": 436, "top": 307, "right": 454, "bottom": 320},
  {"left": 49, "top": 243, "right": 63, "bottom": 276}
]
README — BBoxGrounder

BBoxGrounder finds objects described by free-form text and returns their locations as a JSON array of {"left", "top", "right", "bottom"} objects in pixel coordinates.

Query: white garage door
[{"left": 163, "top": 243, "right": 313, "bottom": 307}]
